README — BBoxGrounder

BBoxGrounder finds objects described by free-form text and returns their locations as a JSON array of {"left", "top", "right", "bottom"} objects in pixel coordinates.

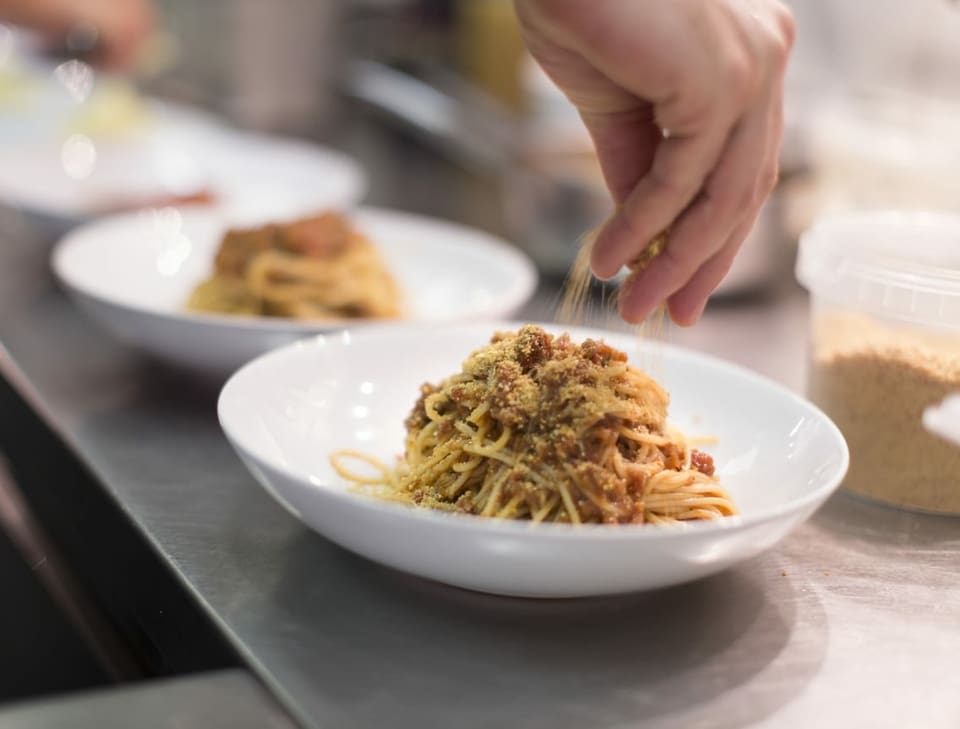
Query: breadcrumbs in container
[{"left": 797, "top": 211, "right": 960, "bottom": 514}]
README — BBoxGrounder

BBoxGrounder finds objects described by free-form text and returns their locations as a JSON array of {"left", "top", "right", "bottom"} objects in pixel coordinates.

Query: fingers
[
  {"left": 579, "top": 107, "right": 660, "bottom": 206},
  {"left": 619, "top": 44, "right": 787, "bottom": 324},
  {"left": 616, "top": 109, "right": 773, "bottom": 322},
  {"left": 607, "top": 0, "right": 793, "bottom": 320},
  {"left": 590, "top": 124, "right": 731, "bottom": 280},
  {"left": 664, "top": 81, "right": 787, "bottom": 326},
  {"left": 665, "top": 217, "right": 754, "bottom": 326},
  {"left": 657, "top": 87, "right": 777, "bottom": 263}
]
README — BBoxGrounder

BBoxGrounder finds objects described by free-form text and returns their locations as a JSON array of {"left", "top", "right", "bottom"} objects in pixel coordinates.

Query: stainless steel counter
[{"left": 1, "top": 204, "right": 958, "bottom": 729}]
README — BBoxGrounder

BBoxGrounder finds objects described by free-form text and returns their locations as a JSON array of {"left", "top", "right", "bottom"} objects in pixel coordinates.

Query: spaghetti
[
  {"left": 187, "top": 211, "right": 402, "bottom": 320},
  {"left": 332, "top": 325, "right": 736, "bottom": 525}
]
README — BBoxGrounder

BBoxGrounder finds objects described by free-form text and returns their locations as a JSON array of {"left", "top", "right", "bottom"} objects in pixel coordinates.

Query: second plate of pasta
[{"left": 52, "top": 207, "right": 538, "bottom": 373}]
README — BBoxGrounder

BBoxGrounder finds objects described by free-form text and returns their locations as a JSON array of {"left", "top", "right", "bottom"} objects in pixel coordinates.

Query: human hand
[
  {"left": 1, "top": 0, "right": 155, "bottom": 70},
  {"left": 515, "top": 0, "right": 794, "bottom": 325}
]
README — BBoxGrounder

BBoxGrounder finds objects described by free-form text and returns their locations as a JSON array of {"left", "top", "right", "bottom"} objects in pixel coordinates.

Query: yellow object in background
[
  {"left": 456, "top": 0, "right": 526, "bottom": 109},
  {"left": 69, "top": 80, "right": 151, "bottom": 138},
  {"left": 0, "top": 60, "right": 37, "bottom": 109}
]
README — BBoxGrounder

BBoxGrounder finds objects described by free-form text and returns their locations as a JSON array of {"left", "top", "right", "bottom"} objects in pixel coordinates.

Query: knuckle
[
  {"left": 774, "top": 4, "right": 797, "bottom": 51},
  {"left": 657, "top": 242, "right": 691, "bottom": 282},
  {"left": 660, "top": 223, "right": 712, "bottom": 280},
  {"left": 700, "top": 252, "right": 736, "bottom": 288},
  {"left": 646, "top": 163, "right": 693, "bottom": 202},
  {"left": 656, "top": 93, "right": 716, "bottom": 135},
  {"left": 766, "top": 35, "right": 791, "bottom": 75},
  {"left": 722, "top": 50, "right": 756, "bottom": 105},
  {"left": 763, "top": 7, "right": 796, "bottom": 71},
  {"left": 716, "top": 252, "right": 737, "bottom": 280},
  {"left": 708, "top": 170, "right": 754, "bottom": 212}
]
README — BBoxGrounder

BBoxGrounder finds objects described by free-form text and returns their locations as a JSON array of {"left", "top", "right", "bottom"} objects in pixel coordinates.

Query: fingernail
[
  {"left": 590, "top": 249, "right": 620, "bottom": 281},
  {"left": 620, "top": 305, "right": 648, "bottom": 325},
  {"left": 590, "top": 217, "right": 627, "bottom": 281}
]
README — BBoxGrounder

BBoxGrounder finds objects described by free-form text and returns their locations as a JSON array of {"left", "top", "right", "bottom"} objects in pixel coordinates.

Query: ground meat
[
  {"left": 690, "top": 449, "right": 715, "bottom": 476},
  {"left": 580, "top": 338, "right": 627, "bottom": 366},
  {"left": 661, "top": 442, "right": 684, "bottom": 470},
  {"left": 214, "top": 225, "right": 278, "bottom": 276},
  {"left": 279, "top": 212, "right": 353, "bottom": 258},
  {"left": 514, "top": 326, "right": 553, "bottom": 372},
  {"left": 213, "top": 212, "right": 357, "bottom": 276},
  {"left": 488, "top": 360, "right": 524, "bottom": 427},
  {"left": 404, "top": 383, "right": 437, "bottom": 431}
]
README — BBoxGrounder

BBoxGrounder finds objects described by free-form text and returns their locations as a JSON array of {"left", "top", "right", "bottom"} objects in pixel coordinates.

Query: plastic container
[{"left": 796, "top": 211, "right": 960, "bottom": 514}]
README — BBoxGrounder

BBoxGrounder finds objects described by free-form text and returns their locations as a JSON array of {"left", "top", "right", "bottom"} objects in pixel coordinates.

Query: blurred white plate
[
  {"left": 0, "top": 45, "right": 366, "bottom": 233},
  {"left": 218, "top": 323, "right": 849, "bottom": 598},
  {"left": 0, "top": 108, "right": 367, "bottom": 230},
  {"left": 52, "top": 208, "right": 538, "bottom": 374}
]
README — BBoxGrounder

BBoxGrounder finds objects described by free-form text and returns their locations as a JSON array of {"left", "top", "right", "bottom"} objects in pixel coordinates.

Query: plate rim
[{"left": 218, "top": 320, "right": 850, "bottom": 541}]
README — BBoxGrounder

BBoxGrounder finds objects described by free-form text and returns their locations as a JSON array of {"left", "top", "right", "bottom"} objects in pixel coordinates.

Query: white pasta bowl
[
  {"left": 218, "top": 323, "right": 849, "bottom": 598},
  {"left": 52, "top": 208, "right": 537, "bottom": 374}
]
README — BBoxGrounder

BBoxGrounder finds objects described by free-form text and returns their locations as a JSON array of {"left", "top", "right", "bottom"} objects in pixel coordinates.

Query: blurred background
[
  {"left": 156, "top": 0, "right": 960, "bottom": 285},
  {"left": 5, "top": 0, "right": 960, "bottom": 290}
]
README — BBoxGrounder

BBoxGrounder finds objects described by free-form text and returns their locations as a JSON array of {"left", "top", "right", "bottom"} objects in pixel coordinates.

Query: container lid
[{"left": 796, "top": 210, "right": 960, "bottom": 330}]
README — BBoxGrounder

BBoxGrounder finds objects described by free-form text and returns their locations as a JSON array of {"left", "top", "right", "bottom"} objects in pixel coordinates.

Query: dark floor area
[{"left": 0, "top": 527, "right": 110, "bottom": 703}]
